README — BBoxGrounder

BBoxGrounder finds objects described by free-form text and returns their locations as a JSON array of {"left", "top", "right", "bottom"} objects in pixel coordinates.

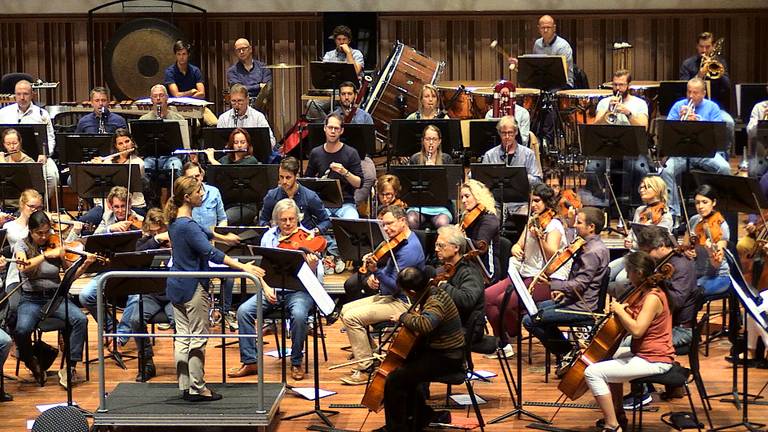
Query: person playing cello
[{"left": 583, "top": 251, "right": 675, "bottom": 432}]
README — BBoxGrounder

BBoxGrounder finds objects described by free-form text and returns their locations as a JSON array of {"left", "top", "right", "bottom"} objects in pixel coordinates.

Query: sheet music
[
  {"left": 297, "top": 262, "right": 335, "bottom": 316},
  {"left": 508, "top": 261, "right": 537, "bottom": 315}
]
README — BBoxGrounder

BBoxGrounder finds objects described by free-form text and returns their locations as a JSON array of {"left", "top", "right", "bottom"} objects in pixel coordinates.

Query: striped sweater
[{"left": 399, "top": 287, "right": 465, "bottom": 358}]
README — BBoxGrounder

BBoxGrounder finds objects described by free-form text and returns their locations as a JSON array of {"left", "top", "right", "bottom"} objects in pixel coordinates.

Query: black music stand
[
  {"left": 736, "top": 84, "right": 768, "bottom": 121},
  {"left": 0, "top": 163, "right": 45, "bottom": 211},
  {"left": 330, "top": 217, "right": 386, "bottom": 264},
  {"left": 128, "top": 119, "right": 182, "bottom": 188},
  {"left": 517, "top": 55, "right": 568, "bottom": 92},
  {"left": 468, "top": 120, "right": 501, "bottom": 160},
  {"left": 250, "top": 245, "right": 339, "bottom": 428},
  {"left": 389, "top": 119, "right": 463, "bottom": 165},
  {"left": 55, "top": 133, "right": 112, "bottom": 164},
  {"left": 298, "top": 178, "right": 343, "bottom": 208},
  {"left": 657, "top": 120, "right": 725, "bottom": 159},
  {"left": 213, "top": 226, "right": 270, "bottom": 255},
  {"left": 0, "top": 124, "right": 47, "bottom": 160},
  {"left": 309, "top": 61, "right": 358, "bottom": 113},
  {"left": 390, "top": 164, "right": 463, "bottom": 219},
  {"left": 68, "top": 163, "right": 142, "bottom": 199},
  {"left": 306, "top": 123, "right": 375, "bottom": 160},
  {"left": 471, "top": 164, "right": 529, "bottom": 228},
  {"left": 206, "top": 164, "right": 278, "bottom": 223},
  {"left": 200, "top": 127, "right": 273, "bottom": 163},
  {"left": 691, "top": 171, "right": 768, "bottom": 214}
]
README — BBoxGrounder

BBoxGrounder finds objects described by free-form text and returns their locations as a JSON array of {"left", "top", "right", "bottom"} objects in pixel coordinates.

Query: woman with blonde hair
[
  {"left": 406, "top": 84, "right": 443, "bottom": 120},
  {"left": 459, "top": 179, "right": 500, "bottom": 281}
]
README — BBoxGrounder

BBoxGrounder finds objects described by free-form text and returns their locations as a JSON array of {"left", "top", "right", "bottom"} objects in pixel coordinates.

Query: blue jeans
[
  {"left": 15, "top": 292, "right": 87, "bottom": 363},
  {"left": 325, "top": 203, "right": 359, "bottom": 256},
  {"left": 700, "top": 275, "right": 731, "bottom": 297},
  {"left": 79, "top": 274, "right": 134, "bottom": 343},
  {"left": 128, "top": 294, "right": 175, "bottom": 359},
  {"left": 236, "top": 290, "right": 315, "bottom": 366},
  {"left": 0, "top": 329, "right": 11, "bottom": 368},
  {"left": 143, "top": 156, "right": 182, "bottom": 172},
  {"left": 522, "top": 300, "right": 593, "bottom": 355}
]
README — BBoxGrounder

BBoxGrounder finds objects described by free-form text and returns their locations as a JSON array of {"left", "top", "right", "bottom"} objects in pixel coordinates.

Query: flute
[{"left": 172, "top": 148, "right": 242, "bottom": 155}]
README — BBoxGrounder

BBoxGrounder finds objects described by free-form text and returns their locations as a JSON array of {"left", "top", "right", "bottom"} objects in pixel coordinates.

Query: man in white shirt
[{"left": 217, "top": 83, "right": 276, "bottom": 149}]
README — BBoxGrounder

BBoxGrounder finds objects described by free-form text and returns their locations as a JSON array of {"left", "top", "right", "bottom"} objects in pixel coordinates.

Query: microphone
[{"left": 156, "top": 103, "right": 162, "bottom": 119}]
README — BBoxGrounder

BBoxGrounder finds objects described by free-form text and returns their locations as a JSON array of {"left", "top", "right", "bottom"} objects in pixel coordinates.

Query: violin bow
[
  {"left": 677, "top": 186, "right": 695, "bottom": 241},
  {"left": 604, "top": 172, "right": 628, "bottom": 236}
]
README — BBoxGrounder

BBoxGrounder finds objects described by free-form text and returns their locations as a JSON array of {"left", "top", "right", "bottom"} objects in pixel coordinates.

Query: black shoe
[
  {"left": 135, "top": 361, "right": 157, "bottom": 382},
  {"left": 596, "top": 417, "right": 628, "bottom": 431},
  {"left": 25, "top": 356, "right": 46, "bottom": 387},
  {"left": 1, "top": 392, "right": 12, "bottom": 402},
  {"left": 184, "top": 390, "right": 223, "bottom": 402},
  {"left": 725, "top": 355, "right": 756, "bottom": 367},
  {"left": 325, "top": 310, "right": 340, "bottom": 326}
]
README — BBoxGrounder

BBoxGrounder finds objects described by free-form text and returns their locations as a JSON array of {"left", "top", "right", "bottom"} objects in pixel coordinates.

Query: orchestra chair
[
  {"left": 0, "top": 72, "right": 34, "bottom": 94},
  {"left": 629, "top": 363, "right": 702, "bottom": 432},
  {"left": 701, "top": 288, "right": 732, "bottom": 357},
  {"left": 264, "top": 307, "right": 327, "bottom": 380},
  {"left": 528, "top": 131, "right": 542, "bottom": 177},
  {"left": 16, "top": 261, "right": 91, "bottom": 384},
  {"left": 32, "top": 405, "right": 89, "bottom": 432}
]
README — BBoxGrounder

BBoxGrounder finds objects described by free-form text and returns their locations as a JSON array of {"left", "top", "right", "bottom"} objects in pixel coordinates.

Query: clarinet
[
  {"left": 156, "top": 103, "right": 162, "bottom": 119},
  {"left": 98, "top": 107, "right": 107, "bottom": 134},
  {"left": 232, "top": 110, "right": 240, "bottom": 128}
]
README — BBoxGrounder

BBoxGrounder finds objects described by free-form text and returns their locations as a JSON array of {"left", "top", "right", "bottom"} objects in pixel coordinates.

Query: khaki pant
[
  {"left": 340, "top": 294, "right": 408, "bottom": 371},
  {"left": 172, "top": 286, "right": 210, "bottom": 395}
]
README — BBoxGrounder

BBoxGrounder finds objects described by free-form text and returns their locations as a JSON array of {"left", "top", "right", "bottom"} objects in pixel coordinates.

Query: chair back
[
  {"left": 496, "top": 236, "right": 512, "bottom": 283},
  {"left": 1, "top": 72, "right": 35, "bottom": 94},
  {"left": 596, "top": 270, "right": 611, "bottom": 312}
]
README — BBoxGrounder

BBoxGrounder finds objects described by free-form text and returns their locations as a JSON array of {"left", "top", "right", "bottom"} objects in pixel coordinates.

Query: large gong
[{"left": 104, "top": 18, "right": 184, "bottom": 100}]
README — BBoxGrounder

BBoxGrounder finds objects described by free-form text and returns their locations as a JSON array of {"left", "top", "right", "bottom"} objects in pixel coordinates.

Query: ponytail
[{"left": 164, "top": 176, "right": 199, "bottom": 224}]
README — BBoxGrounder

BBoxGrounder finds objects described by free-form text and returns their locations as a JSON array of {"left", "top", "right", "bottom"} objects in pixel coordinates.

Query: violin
[
  {"left": 558, "top": 255, "right": 675, "bottom": 400},
  {"left": 461, "top": 204, "right": 485, "bottom": 231},
  {"left": 557, "top": 188, "right": 582, "bottom": 219},
  {"left": 693, "top": 211, "right": 724, "bottom": 247},
  {"left": 43, "top": 234, "right": 108, "bottom": 265},
  {"left": 126, "top": 214, "right": 143, "bottom": 230},
  {"left": 359, "top": 231, "right": 408, "bottom": 274},
  {"left": 638, "top": 202, "right": 666, "bottom": 226},
  {"left": 533, "top": 208, "right": 556, "bottom": 232},
  {"left": 277, "top": 227, "right": 327, "bottom": 255},
  {"left": 528, "top": 236, "right": 586, "bottom": 294}
]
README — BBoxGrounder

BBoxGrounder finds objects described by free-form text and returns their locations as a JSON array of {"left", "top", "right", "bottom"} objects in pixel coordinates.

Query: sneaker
[
  {"left": 340, "top": 369, "right": 370, "bottom": 385},
  {"left": 224, "top": 313, "right": 239, "bottom": 331},
  {"left": 622, "top": 391, "right": 653, "bottom": 410},
  {"left": 58, "top": 368, "right": 85, "bottom": 389},
  {"left": 156, "top": 323, "right": 172, "bottom": 331},
  {"left": 334, "top": 258, "right": 346, "bottom": 274},
  {"left": 485, "top": 343, "right": 515, "bottom": 359},
  {"left": 291, "top": 365, "right": 305, "bottom": 380}
]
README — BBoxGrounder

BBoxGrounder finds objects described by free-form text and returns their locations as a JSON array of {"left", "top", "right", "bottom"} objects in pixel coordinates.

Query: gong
[{"left": 104, "top": 18, "right": 184, "bottom": 100}]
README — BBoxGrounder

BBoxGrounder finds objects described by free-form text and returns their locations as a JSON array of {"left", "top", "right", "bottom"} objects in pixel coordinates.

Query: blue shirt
[
  {"left": 533, "top": 34, "right": 574, "bottom": 87},
  {"left": 667, "top": 98, "right": 723, "bottom": 121},
  {"left": 258, "top": 184, "right": 331, "bottom": 233},
  {"left": 226, "top": 60, "right": 272, "bottom": 97},
  {"left": 375, "top": 230, "right": 425, "bottom": 299},
  {"left": 191, "top": 183, "right": 227, "bottom": 230},
  {"left": 167, "top": 217, "right": 226, "bottom": 304},
  {"left": 164, "top": 63, "right": 204, "bottom": 92},
  {"left": 75, "top": 111, "right": 128, "bottom": 134},
  {"left": 323, "top": 49, "right": 365, "bottom": 70},
  {"left": 260, "top": 226, "right": 325, "bottom": 283},
  {"left": 332, "top": 107, "right": 374, "bottom": 125}
]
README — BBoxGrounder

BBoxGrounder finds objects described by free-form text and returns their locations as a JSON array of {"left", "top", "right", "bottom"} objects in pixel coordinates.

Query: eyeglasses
[
  {"left": 234, "top": 46, "right": 251, "bottom": 53},
  {"left": 499, "top": 130, "right": 516, "bottom": 136},
  {"left": 436, "top": 242, "right": 455, "bottom": 250},
  {"left": 325, "top": 126, "right": 342, "bottom": 131}
]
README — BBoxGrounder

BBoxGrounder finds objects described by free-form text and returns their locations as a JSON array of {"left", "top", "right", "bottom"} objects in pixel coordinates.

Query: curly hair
[{"left": 461, "top": 179, "right": 497, "bottom": 216}]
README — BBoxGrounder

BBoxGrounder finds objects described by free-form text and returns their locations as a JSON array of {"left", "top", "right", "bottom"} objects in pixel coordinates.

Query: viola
[
  {"left": 693, "top": 211, "right": 724, "bottom": 247},
  {"left": 359, "top": 230, "right": 408, "bottom": 274},
  {"left": 558, "top": 255, "right": 675, "bottom": 400},
  {"left": 638, "top": 202, "right": 666, "bottom": 225},
  {"left": 461, "top": 204, "right": 485, "bottom": 231},
  {"left": 277, "top": 227, "right": 327, "bottom": 254},
  {"left": 557, "top": 188, "right": 582, "bottom": 219},
  {"left": 43, "top": 234, "right": 107, "bottom": 265}
]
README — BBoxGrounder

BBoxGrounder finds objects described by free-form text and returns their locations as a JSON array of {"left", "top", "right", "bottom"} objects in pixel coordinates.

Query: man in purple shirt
[{"left": 226, "top": 38, "right": 272, "bottom": 98}]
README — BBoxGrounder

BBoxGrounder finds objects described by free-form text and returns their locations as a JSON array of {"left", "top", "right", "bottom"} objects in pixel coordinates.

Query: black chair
[
  {"left": 701, "top": 290, "right": 731, "bottom": 356},
  {"left": 629, "top": 363, "right": 702, "bottom": 431},
  {"left": 0, "top": 72, "right": 35, "bottom": 94},
  {"left": 430, "top": 352, "right": 486, "bottom": 431}
]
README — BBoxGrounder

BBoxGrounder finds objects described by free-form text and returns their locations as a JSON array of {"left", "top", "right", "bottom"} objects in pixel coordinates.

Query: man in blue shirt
[
  {"left": 322, "top": 25, "right": 364, "bottom": 76},
  {"left": 226, "top": 38, "right": 272, "bottom": 98},
  {"left": 259, "top": 156, "right": 330, "bottom": 233},
  {"left": 75, "top": 87, "right": 127, "bottom": 134},
  {"left": 164, "top": 40, "right": 217, "bottom": 126},
  {"left": 332, "top": 81, "right": 373, "bottom": 125}
]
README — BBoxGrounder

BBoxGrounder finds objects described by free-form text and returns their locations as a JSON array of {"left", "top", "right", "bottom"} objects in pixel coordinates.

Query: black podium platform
[{"left": 92, "top": 382, "right": 285, "bottom": 428}]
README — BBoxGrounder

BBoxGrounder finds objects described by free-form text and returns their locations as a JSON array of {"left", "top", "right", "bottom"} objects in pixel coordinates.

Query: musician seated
[
  {"left": 164, "top": 40, "right": 217, "bottom": 126},
  {"left": 230, "top": 198, "right": 322, "bottom": 381},
  {"left": 406, "top": 125, "right": 453, "bottom": 230},
  {"left": 259, "top": 156, "right": 330, "bottom": 234},
  {"left": 323, "top": 25, "right": 364, "bottom": 75},
  {"left": 608, "top": 175, "right": 672, "bottom": 291},
  {"left": 682, "top": 185, "right": 730, "bottom": 298},
  {"left": 0, "top": 327, "right": 11, "bottom": 401},
  {"left": 74, "top": 86, "right": 127, "bottom": 134},
  {"left": 227, "top": 38, "right": 272, "bottom": 98},
  {"left": 480, "top": 115, "right": 542, "bottom": 215},
  {"left": 0, "top": 128, "right": 34, "bottom": 163},
  {"left": 406, "top": 84, "right": 443, "bottom": 120},
  {"left": 595, "top": 70, "right": 649, "bottom": 127},
  {"left": 338, "top": 205, "right": 425, "bottom": 385},
  {"left": 374, "top": 174, "right": 408, "bottom": 215},
  {"left": 747, "top": 97, "right": 768, "bottom": 142},
  {"left": 544, "top": 169, "right": 581, "bottom": 237},
  {"left": 3, "top": 190, "right": 44, "bottom": 318},
  {"left": 128, "top": 208, "right": 174, "bottom": 382},
  {"left": 14, "top": 211, "right": 95, "bottom": 387},
  {"left": 138, "top": 84, "right": 185, "bottom": 173},
  {"left": 583, "top": 251, "right": 675, "bottom": 432},
  {"left": 522, "top": 207, "right": 609, "bottom": 367},
  {"left": 333, "top": 81, "right": 373, "bottom": 124},
  {"left": 216, "top": 84, "right": 277, "bottom": 150},
  {"left": 484, "top": 82, "right": 531, "bottom": 148},
  {"left": 375, "top": 267, "right": 467, "bottom": 432},
  {"left": 459, "top": 179, "right": 501, "bottom": 282},
  {"left": 204, "top": 128, "right": 260, "bottom": 225}
]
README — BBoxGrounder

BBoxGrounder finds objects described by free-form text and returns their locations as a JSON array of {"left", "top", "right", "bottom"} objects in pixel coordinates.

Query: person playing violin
[
  {"left": 3, "top": 189, "right": 44, "bottom": 321},
  {"left": 522, "top": 207, "right": 610, "bottom": 373},
  {"left": 485, "top": 184, "right": 571, "bottom": 357},
  {"left": 14, "top": 210, "right": 96, "bottom": 387},
  {"left": 338, "top": 205, "right": 425, "bottom": 385},
  {"left": 374, "top": 266, "right": 466, "bottom": 432},
  {"left": 583, "top": 251, "right": 675, "bottom": 432},
  {"left": 231, "top": 199, "right": 323, "bottom": 381},
  {"left": 406, "top": 125, "right": 454, "bottom": 230},
  {"left": 375, "top": 174, "right": 407, "bottom": 214},
  {"left": 545, "top": 169, "right": 581, "bottom": 227},
  {"left": 93, "top": 186, "right": 145, "bottom": 234},
  {"left": 683, "top": 184, "right": 730, "bottom": 297},
  {"left": 459, "top": 179, "right": 501, "bottom": 282}
]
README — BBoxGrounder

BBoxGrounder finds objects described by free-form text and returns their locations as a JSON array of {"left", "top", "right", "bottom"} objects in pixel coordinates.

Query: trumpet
[
  {"left": 605, "top": 91, "right": 622, "bottom": 124},
  {"left": 682, "top": 99, "right": 696, "bottom": 121},
  {"left": 172, "top": 148, "right": 241, "bottom": 155}
]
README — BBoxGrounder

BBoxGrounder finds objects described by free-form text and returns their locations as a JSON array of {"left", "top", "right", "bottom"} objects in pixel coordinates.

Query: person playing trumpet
[{"left": 595, "top": 70, "right": 648, "bottom": 127}]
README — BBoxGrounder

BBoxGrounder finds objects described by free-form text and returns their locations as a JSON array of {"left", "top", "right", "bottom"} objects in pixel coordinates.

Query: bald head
[
  {"left": 234, "top": 38, "right": 253, "bottom": 63},
  {"left": 537, "top": 15, "right": 557, "bottom": 43},
  {"left": 539, "top": 15, "right": 555, "bottom": 26}
]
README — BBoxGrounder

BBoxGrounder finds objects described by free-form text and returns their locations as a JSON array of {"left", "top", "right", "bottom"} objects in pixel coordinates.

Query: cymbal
[{"left": 265, "top": 63, "right": 305, "bottom": 69}]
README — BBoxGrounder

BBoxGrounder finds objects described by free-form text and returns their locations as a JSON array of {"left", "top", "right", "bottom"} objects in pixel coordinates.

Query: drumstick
[{"left": 490, "top": 40, "right": 516, "bottom": 71}]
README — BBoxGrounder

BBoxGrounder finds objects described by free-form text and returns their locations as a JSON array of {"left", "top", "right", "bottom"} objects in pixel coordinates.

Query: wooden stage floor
[{"left": 2, "top": 306, "right": 767, "bottom": 431}]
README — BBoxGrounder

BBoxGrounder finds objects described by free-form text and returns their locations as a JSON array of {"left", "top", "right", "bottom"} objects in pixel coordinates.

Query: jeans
[
  {"left": 15, "top": 292, "right": 87, "bottom": 363},
  {"left": 700, "top": 274, "right": 731, "bottom": 297},
  {"left": 143, "top": 156, "right": 182, "bottom": 173},
  {"left": 0, "top": 329, "right": 11, "bottom": 368},
  {"left": 325, "top": 203, "right": 360, "bottom": 256},
  {"left": 79, "top": 274, "right": 135, "bottom": 343},
  {"left": 522, "top": 299, "right": 594, "bottom": 355},
  {"left": 128, "top": 294, "right": 175, "bottom": 359},
  {"left": 237, "top": 290, "right": 315, "bottom": 367}
]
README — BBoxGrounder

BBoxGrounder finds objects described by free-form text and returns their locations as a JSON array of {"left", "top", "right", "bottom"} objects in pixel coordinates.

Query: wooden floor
[{"left": 2, "top": 305, "right": 767, "bottom": 432}]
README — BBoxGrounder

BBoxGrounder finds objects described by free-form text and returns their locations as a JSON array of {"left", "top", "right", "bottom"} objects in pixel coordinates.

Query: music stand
[
  {"left": 0, "top": 163, "right": 46, "bottom": 210},
  {"left": 468, "top": 120, "right": 501, "bottom": 160},
  {"left": 0, "top": 124, "right": 47, "bottom": 159},
  {"left": 390, "top": 165, "right": 463, "bottom": 216},
  {"left": 213, "top": 226, "right": 269, "bottom": 255},
  {"left": 330, "top": 217, "right": 386, "bottom": 264},
  {"left": 83, "top": 231, "right": 142, "bottom": 273},
  {"left": 578, "top": 124, "right": 648, "bottom": 158},
  {"left": 200, "top": 127, "right": 273, "bottom": 163},
  {"left": 471, "top": 163, "right": 529, "bottom": 205},
  {"left": 691, "top": 171, "right": 768, "bottom": 213},
  {"left": 128, "top": 119, "right": 183, "bottom": 188},
  {"left": 298, "top": 178, "right": 343, "bottom": 208},
  {"left": 250, "top": 245, "right": 339, "bottom": 428},
  {"left": 656, "top": 120, "right": 725, "bottom": 159},
  {"left": 736, "top": 83, "right": 768, "bottom": 121},
  {"left": 517, "top": 55, "right": 567, "bottom": 91},
  {"left": 306, "top": 123, "right": 375, "bottom": 160},
  {"left": 68, "top": 163, "right": 142, "bottom": 200},
  {"left": 309, "top": 61, "right": 358, "bottom": 113},
  {"left": 55, "top": 133, "right": 112, "bottom": 164},
  {"left": 389, "top": 119, "right": 463, "bottom": 164},
  {"left": 206, "top": 164, "right": 278, "bottom": 223}
]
